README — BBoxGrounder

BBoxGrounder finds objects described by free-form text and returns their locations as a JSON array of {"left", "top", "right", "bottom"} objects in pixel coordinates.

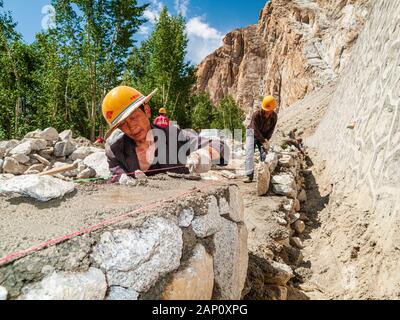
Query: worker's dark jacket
[
  {"left": 105, "top": 125, "right": 229, "bottom": 181},
  {"left": 248, "top": 110, "right": 278, "bottom": 143}
]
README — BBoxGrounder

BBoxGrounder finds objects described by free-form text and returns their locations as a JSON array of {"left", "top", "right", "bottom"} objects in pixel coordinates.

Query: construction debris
[
  {"left": 0, "top": 128, "right": 106, "bottom": 181},
  {"left": 0, "top": 175, "right": 75, "bottom": 202}
]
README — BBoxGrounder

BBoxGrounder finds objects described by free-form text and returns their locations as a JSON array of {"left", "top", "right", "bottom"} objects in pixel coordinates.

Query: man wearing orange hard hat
[
  {"left": 153, "top": 107, "right": 170, "bottom": 129},
  {"left": 102, "top": 86, "right": 228, "bottom": 183},
  {"left": 243, "top": 96, "right": 278, "bottom": 183}
]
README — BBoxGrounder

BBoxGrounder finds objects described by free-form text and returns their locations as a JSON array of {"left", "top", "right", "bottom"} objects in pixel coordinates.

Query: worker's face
[
  {"left": 263, "top": 110, "right": 274, "bottom": 118},
  {"left": 119, "top": 104, "right": 151, "bottom": 141}
]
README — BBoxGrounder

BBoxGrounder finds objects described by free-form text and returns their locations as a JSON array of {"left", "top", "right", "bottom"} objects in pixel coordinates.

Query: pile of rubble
[
  {"left": 0, "top": 128, "right": 111, "bottom": 201},
  {"left": 0, "top": 128, "right": 110, "bottom": 181}
]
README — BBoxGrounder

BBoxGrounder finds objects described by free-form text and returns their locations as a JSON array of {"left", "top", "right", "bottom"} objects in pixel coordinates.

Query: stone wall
[
  {"left": 0, "top": 185, "right": 248, "bottom": 300},
  {"left": 308, "top": 0, "right": 400, "bottom": 297}
]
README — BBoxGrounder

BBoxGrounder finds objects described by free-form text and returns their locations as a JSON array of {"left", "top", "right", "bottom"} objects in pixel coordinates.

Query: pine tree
[{"left": 126, "top": 7, "right": 196, "bottom": 128}]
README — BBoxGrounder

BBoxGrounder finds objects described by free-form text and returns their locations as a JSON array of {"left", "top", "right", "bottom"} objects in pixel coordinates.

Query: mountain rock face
[{"left": 195, "top": 0, "right": 372, "bottom": 112}]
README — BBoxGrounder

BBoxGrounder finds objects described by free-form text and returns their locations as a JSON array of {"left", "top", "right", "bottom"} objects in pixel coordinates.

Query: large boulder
[
  {"left": 0, "top": 175, "right": 75, "bottom": 201},
  {"left": 91, "top": 217, "right": 183, "bottom": 293},
  {"left": 213, "top": 221, "right": 248, "bottom": 300},
  {"left": 19, "top": 268, "right": 107, "bottom": 300},
  {"left": 9, "top": 141, "right": 32, "bottom": 156},
  {"left": 83, "top": 152, "right": 111, "bottom": 178},
  {"left": 191, "top": 196, "right": 224, "bottom": 238},
  {"left": 25, "top": 128, "right": 59, "bottom": 143},
  {"left": 0, "top": 140, "right": 19, "bottom": 158},
  {"left": 0, "top": 286, "right": 7, "bottom": 300},
  {"left": 271, "top": 173, "right": 297, "bottom": 198},
  {"left": 59, "top": 130, "right": 73, "bottom": 141},
  {"left": 161, "top": 244, "right": 214, "bottom": 300},
  {"left": 54, "top": 140, "right": 76, "bottom": 157}
]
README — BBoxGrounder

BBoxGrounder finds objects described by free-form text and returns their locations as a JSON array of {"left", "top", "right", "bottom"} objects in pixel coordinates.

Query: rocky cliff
[{"left": 195, "top": 0, "right": 372, "bottom": 112}]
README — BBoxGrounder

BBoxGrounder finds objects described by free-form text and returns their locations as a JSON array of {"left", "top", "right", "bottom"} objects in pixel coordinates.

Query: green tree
[
  {"left": 191, "top": 93, "right": 215, "bottom": 131},
  {"left": 43, "top": 0, "right": 147, "bottom": 140},
  {"left": 126, "top": 7, "right": 196, "bottom": 128},
  {"left": 0, "top": 1, "right": 42, "bottom": 138},
  {"left": 213, "top": 96, "right": 245, "bottom": 133}
]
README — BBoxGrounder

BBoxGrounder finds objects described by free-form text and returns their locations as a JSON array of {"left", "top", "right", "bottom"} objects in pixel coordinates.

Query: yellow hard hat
[
  {"left": 159, "top": 108, "right": 167, "bottom": 114},
  {"left": 261, "top": 96, "right": 278, "bottom": 112},
  {"left": 102, "top": 86, "right": 157, "bottom": 138}
]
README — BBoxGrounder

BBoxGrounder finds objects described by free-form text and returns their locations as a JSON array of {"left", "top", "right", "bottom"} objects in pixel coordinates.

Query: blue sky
[{"left": 1, "top": 0, "right": 266, "bottom": 63}]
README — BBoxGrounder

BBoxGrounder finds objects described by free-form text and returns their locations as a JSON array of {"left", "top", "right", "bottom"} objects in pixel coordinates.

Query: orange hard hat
[
  {"left": 159, "top": 108, "right": 167, "bottom": 114},
  {"left": 261, "top": 96, "right": 278, "bottom": 112},
  {"left": 102, "top": 86, "right": 157, "bottom": 139}
]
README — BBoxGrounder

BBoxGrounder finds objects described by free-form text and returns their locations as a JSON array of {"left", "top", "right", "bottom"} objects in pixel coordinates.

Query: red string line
[{"left": 0, "top": 180, "right": 223, "bottom": 266}]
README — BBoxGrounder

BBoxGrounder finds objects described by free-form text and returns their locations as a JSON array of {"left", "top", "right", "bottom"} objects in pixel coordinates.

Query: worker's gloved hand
[
  {"left": 262, "top": 141, "right": 270, "bottom": 153},
  {"left": 119, "top": 173, "right": 137, "bottom": 186},
  {"left": 186, "top": 148, "right": 212, "bottom": 174}
]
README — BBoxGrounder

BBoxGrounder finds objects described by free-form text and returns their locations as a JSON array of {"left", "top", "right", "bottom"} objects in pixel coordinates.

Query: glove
[
  {"left": 262, "top": 141, "right": 270, "bottom": 152},
  {"left": 186, "top": 148, "right": 212, "bottom": 174}
]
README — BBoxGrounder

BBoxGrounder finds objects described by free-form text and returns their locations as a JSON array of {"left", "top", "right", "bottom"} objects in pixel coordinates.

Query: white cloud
[
  {"left": 138, "top": 25, "right": 151, "bottom": 35},
  {"left": 174, "top": 0, "right": 190, "bottom": 17},
  {"left": 143, "top": 0, "right": 164, "bottom": 24},
  {"left": 186, "top": 16, "right": 223, "bottom": 40},
  {"left": 186, "top": 16, "right": 224, "bottom": 64}
]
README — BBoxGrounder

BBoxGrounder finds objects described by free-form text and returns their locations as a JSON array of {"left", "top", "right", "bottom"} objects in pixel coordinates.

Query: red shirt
[{"left": 153, "top": 115, "right": 170, "bottom": 128}]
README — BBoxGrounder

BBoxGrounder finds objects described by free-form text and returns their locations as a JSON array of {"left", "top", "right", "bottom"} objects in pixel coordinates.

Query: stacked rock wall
[{"left": 0, "top": 184, "right": 248, "bottom": 300}]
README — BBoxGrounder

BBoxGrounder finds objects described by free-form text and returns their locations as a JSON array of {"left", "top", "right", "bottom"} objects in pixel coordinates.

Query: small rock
[
  {"left": 283, "top": 199, "right": 295, "bottom": 212},
  {"left": 264, "top": 261, "right": 294, "bottom": 286},
  {"left": 220, "top": 170, "right": 236, "bottom": 179},
  {"left": 12, "top": 154, "right": 30, "bottom": 164},
  {"left": 178, "top": 208, "right": 195, "bottom": 228},
  {"left": 38, "top": 148, "right": 54, "bottom": 160},
  {"left": 292, "top": 220, "right": 306, "bottom": 234},
  {"left": 31, "top": 154, "right": 51, "bottom": 166},
  {"left": 77, "top": 168, "right": 96, "bottom": 179},
  {"left": 23, "top": 139, "right": 47, "bottom": 151},
  {"left": 299, "top": 213, "right": 309, "bottom": 222},
  {"left": 70, "top": 146, "right": 101, "bottom": 161},
  {"left": 54, "top": 140, "right": 76, "bottom": 157},
  {"left": 289, "top": 212, "right": 301, "bottom": 224},
  {"left": 277, "top": 217, "right": 287, "bottom": 226},
  {"left": 290, "top": 237, "right": 305, "bottom": 249},
  {"left": 257, "top": 162, "right": 270, "bottom": 196},
  {"left": 2, "top": 157, "right": 28, "bottom": 174},
  {"left": 27, "top": 164, "right": 45, "bottom": 173},
  {"left": 279, "top": 155, "right": 294, "bottom": 168},
  {"left": 10, "top": 141, "right": 32, "bottom": 156},
  {"left": 0, "top": 286, "right": 7, "bottom": 300},
  {"left": 0, "top": 159, "right": 3, "bottom": 171},
  {"left": 294, "top": 199, "right": 301, "bottom": 212},
  {"left": 298, "top": 189, "right": 307, "bottom": 202},
  {"left": 264, "top": 152, "right": 279, "bottom": 173},
  {"left": 134, "top": 170, "right": 147, "bottom": 181},
  {"left": 83, "top": 152, "right": 111, "bottom": 178},
  {"left": 59, "top": 130, "right": 73, "bottom": 141},
  {"left": 41, "top": 127, "right": 59, "bottom": 142}
]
